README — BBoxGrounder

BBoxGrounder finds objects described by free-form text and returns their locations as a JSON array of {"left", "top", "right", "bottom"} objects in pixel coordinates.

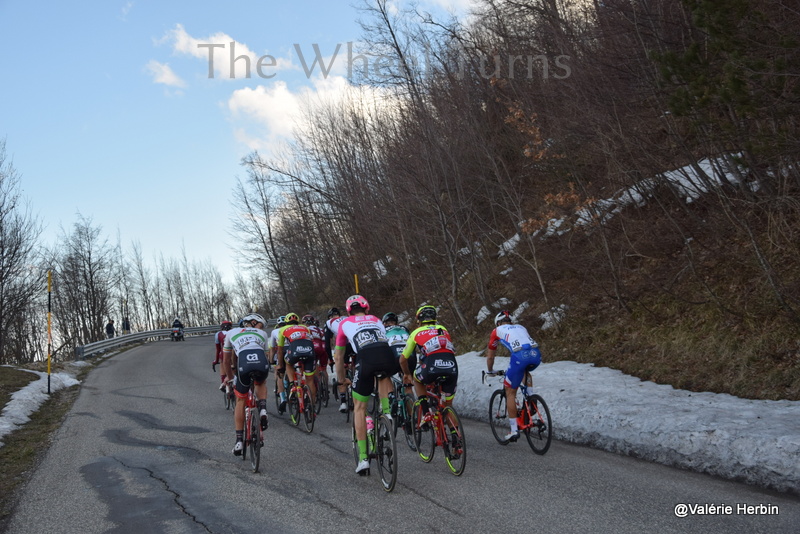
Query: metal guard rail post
[{"left": 75, "top": 325, "right": 220, "bottom": 359}]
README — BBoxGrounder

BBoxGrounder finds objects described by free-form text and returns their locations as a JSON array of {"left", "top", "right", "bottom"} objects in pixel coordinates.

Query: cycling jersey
[
  {"left": 307, "top": 324, "right": 328, "bottom": 367},
  {"left": 214, "top": 330, "right": 226, "bottom": 364},
  {"left": 335, "top": 315, "right": 390, "bottom": 353},
  {"left": 488, "top": 324, "right": 537, "bottom": 353},
  {"left": 335, "top": 315, "right": 399, "bottom": 400},
  {"left": 278, "top": 324, "right": 315, "bottom": 374},
  {"left": 223, "top": 327, "right": 270, "bottom": 396},
  {"left": 403, "top": 323, "right": 458, "bottom": 396}
]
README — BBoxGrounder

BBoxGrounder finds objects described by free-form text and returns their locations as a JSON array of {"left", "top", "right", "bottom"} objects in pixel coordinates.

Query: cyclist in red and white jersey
[
  {"left": 334, "top": 295, "right": 400, "bottom": 475},
  {"left": 303, "top": 314, "right": 330, "bottom": 390},
  {"left": 269, "top": 315, "right": 287, "bottom": 412},
  {"left": 325, "top": 307, "right": 351, "bottom": 412},
  {"left": 212, "top": 320, "right": 233, "bottom": 390}
]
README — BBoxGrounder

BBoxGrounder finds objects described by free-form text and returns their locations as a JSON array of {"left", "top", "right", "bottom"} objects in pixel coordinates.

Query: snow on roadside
[
  {"left": 0, "top": 367, "right": 80, "bottom": 448},
  {"left": 453, "top": 353, "right": 800, "bottom": 494}
]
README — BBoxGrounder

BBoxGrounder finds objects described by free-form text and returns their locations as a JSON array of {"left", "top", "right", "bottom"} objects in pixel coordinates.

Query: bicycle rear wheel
[
  {"left": 525, "top": 394, "right": 552, "bottom": 455},
  {"left": 413, "top": 403, "right": 435, "bottom": 463},
  {"left": 321, "top": 376, "right": 330, "bottom": 407},
  {"left": 489, "top": 389, "right": 511, "bottom": 444},
  {"left": 288, "top": 389, "right": 300, "bottom": 426},
  {"left": 394, "top": 394, "right": 417, "bottom": 452},
  {"left": 442, "top": 406, "right": 466, "bottom": 476},
  {"left": 249, "top": 407, "right": 261, "bottom": 472},
  {"left": 241, "top": 408, "right": 249, "bottom": 462},
  {"left": 375, "top": 414, "right": 397, "bottom": 492},
  {"left": 302, "top": 386, "right": 315, "bottom": 433},
  {"left": 345, "top": 386, "right": 353, "bottom": 423},
  {"left": 314, "top": 376, "right": 323, "bottom": 415}
]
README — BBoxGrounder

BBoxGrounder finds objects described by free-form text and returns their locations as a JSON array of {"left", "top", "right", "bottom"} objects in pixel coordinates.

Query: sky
[
  {"left": 3, "top": 350, "right": 799, "bottom": 495},
  {"left": 0, "top": 0, "right": 473, "bottom": 282}
]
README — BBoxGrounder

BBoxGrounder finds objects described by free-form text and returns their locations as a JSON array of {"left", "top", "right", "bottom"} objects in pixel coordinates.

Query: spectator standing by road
[{"left": 105, "top": 319, "right": 115, "bottom": 339}]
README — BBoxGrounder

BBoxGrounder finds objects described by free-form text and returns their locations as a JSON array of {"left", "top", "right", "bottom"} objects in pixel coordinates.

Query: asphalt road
[{"left": 6, "top": 337, "right": 799, "bottom": 533}]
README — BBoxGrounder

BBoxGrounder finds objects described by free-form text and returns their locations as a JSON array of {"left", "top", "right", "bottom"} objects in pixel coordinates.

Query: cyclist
[
  {"left": 399, "top": 305, "right": 458, "bottom": 424},
  {"left": 334, "top": 295, "right": 400, "bottom": 475},
  {"left": 325, "top": 307, "right": 351, "bottom": 413},
  {"left": 276, "top": 312, "right": 318, "bottom": 409},
  {"left": 383, "top": 312, "right": 413, "bottom": 394},
  {"left": 303, "top": 314, "right": 330, "bottom": 393},
  {"left": 269, "top": 315, "right": 287, "bottom": 412},
  {"left": 213, "top": 320, "right": 233, "bottom": 391},
  {"left": 485, "top": 310, "right": 542, "bottom": 441},
  {"left": 223, "top": 313, "right": 270, "bottom": 456}
]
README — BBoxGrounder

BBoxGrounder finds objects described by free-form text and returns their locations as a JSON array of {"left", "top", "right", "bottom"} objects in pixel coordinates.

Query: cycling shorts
[
  {"left": 352, "top": 344, "right": 401, "bottom": 400},
  {"left": 285, "top": 339, "right": 316, "bottom": 375},
  {"left": 314, "top": 342, "right": 329, "bottom": 368},
  {"left": 504, "top": 346, "right": 541, "bottom": 390},
  {"left": 414, "top": 351, "right": 458, "bottom": 397},
  {"left": 234, "top": 349, "right": 270, "bottom": 397}
]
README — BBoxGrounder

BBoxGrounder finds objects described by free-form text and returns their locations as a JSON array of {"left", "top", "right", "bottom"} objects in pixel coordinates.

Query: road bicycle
[
  {"left": 388, "top": 374, "right": 416, "bottom": 451},
  {"left": 351, "top": 371, "right": 398, "bottom": 492},
  {"left": 313, "top": 367, "right": 330, "bottom": 414},
  {"left": 413, "top": 377, "right": 466, "bottom": 476},
  {"left": 240, "top": 381, "right": 265, "bottom": 473},
  {"left": 287, "top": 362, "right": 315, "bottom": 433},
  {"left": 483, "top": 369, "right": 552, "bottom": 455}
]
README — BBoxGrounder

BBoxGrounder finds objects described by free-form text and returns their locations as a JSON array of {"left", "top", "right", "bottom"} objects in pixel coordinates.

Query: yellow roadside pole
[
  {"left": 47, "top": 270, "right": 52, "bottom": 394},
  {"left": 354, "top": 274, "right": 359, "bottom": 294}
]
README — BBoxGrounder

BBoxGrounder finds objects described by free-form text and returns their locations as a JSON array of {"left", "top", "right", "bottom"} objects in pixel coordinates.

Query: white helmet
[
  {"left": 243, "top": 313, "right": 266, "bottom": 326},
  {"left": 494, "top": 310, "right": 512, "bottom": 326}
]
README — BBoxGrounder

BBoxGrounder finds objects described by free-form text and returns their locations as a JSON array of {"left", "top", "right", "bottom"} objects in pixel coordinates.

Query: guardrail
[{"left": 75, "top": 325, "right": 219, "bottom": 359}]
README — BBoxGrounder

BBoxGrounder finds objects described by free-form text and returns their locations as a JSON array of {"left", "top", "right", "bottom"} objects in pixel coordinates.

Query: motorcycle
[{"left": 171, "top": 327, "right": 184, "bottom": 341}]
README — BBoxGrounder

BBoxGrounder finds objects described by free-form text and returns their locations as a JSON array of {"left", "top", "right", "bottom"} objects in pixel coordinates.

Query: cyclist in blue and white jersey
[{"left": 485, "top": 310, "right": 542, "bottom": 442}]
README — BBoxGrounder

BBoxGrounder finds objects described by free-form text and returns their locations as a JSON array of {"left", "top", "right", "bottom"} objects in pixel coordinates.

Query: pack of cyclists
[{"left": 214, "top": 296, "right": 542, "bottom": 476}]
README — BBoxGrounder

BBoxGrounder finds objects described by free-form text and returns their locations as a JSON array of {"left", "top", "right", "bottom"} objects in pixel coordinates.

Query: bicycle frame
[{"left": 242, "top": 385, "right": 263, "bottom": 472}]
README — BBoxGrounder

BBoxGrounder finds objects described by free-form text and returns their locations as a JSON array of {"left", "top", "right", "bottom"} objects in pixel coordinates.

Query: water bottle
[{"left": 366, "top": 415, "right": 374, "bottom": 432}]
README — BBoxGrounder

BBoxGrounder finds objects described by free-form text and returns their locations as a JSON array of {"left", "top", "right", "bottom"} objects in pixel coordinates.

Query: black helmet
[
  {"left": 327, "top": 307, "right": 340, "bottom": 318},
  {"left": 382, "top": 312, "right": 398, "bottom": 324},
  {"left": 415, "top": 305, "right": 437, "bottom": 324}
]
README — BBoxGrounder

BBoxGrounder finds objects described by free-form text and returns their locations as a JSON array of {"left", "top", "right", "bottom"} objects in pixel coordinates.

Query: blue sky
[{"left": 0, "top": 0, "right": 471, "bottom": 282}]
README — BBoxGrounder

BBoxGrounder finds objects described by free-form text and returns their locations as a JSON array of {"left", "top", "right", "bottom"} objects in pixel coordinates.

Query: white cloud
[
  {"left": 164, "top": 23, "right": 294, "bottom": 81},
  {"left": 227, "top": 75, "right": 361, "bottom": 153},
  {"left": 144, "top": 60, "right": 186, "bottom": 88},
  {"left": 120, "top": 1, "right": 134, "bottom": 21}
]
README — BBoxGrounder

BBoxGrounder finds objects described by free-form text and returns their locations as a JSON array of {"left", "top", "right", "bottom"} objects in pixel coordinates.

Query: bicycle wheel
[
  {"left": 288, "top": 389, "right": 300, "bottom": 426},
  {"left": 413, "top": 403, "right": 435, "bottom": 463},
  {"left": 442, "top": 406, "right": 466, "bottom": 476},
  {"left": 274, "top": 381, "right": 281, "bottom": 414},
  {"left": 489, "top": 389, "right": 511, "bottom": 444},
  {"left": 314, "top": 376, "right": 323, "bottom": 415},
  {"left": 249, "top": 407, "right": 261, "bottom": 472},
  {"left": 345, "top": 386, "right": 353, "bottom": 424},
  {"left": 320, "top": 376, "right": 330, "bottom": 408},
  {"left": 375, "top": 414, "right": 397, "bottom": 492},
  {"left": 397, "top": 395, "right": 417, "bottom": 452},
  {"left": 241, "top": 408, "right": 249, "bottom": 462},
  {"left": 302, "top": 387, "right": 315, "bottom": 433},
  {"left": 525, "top": 394, "right": 552, "bottom": 455}
]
